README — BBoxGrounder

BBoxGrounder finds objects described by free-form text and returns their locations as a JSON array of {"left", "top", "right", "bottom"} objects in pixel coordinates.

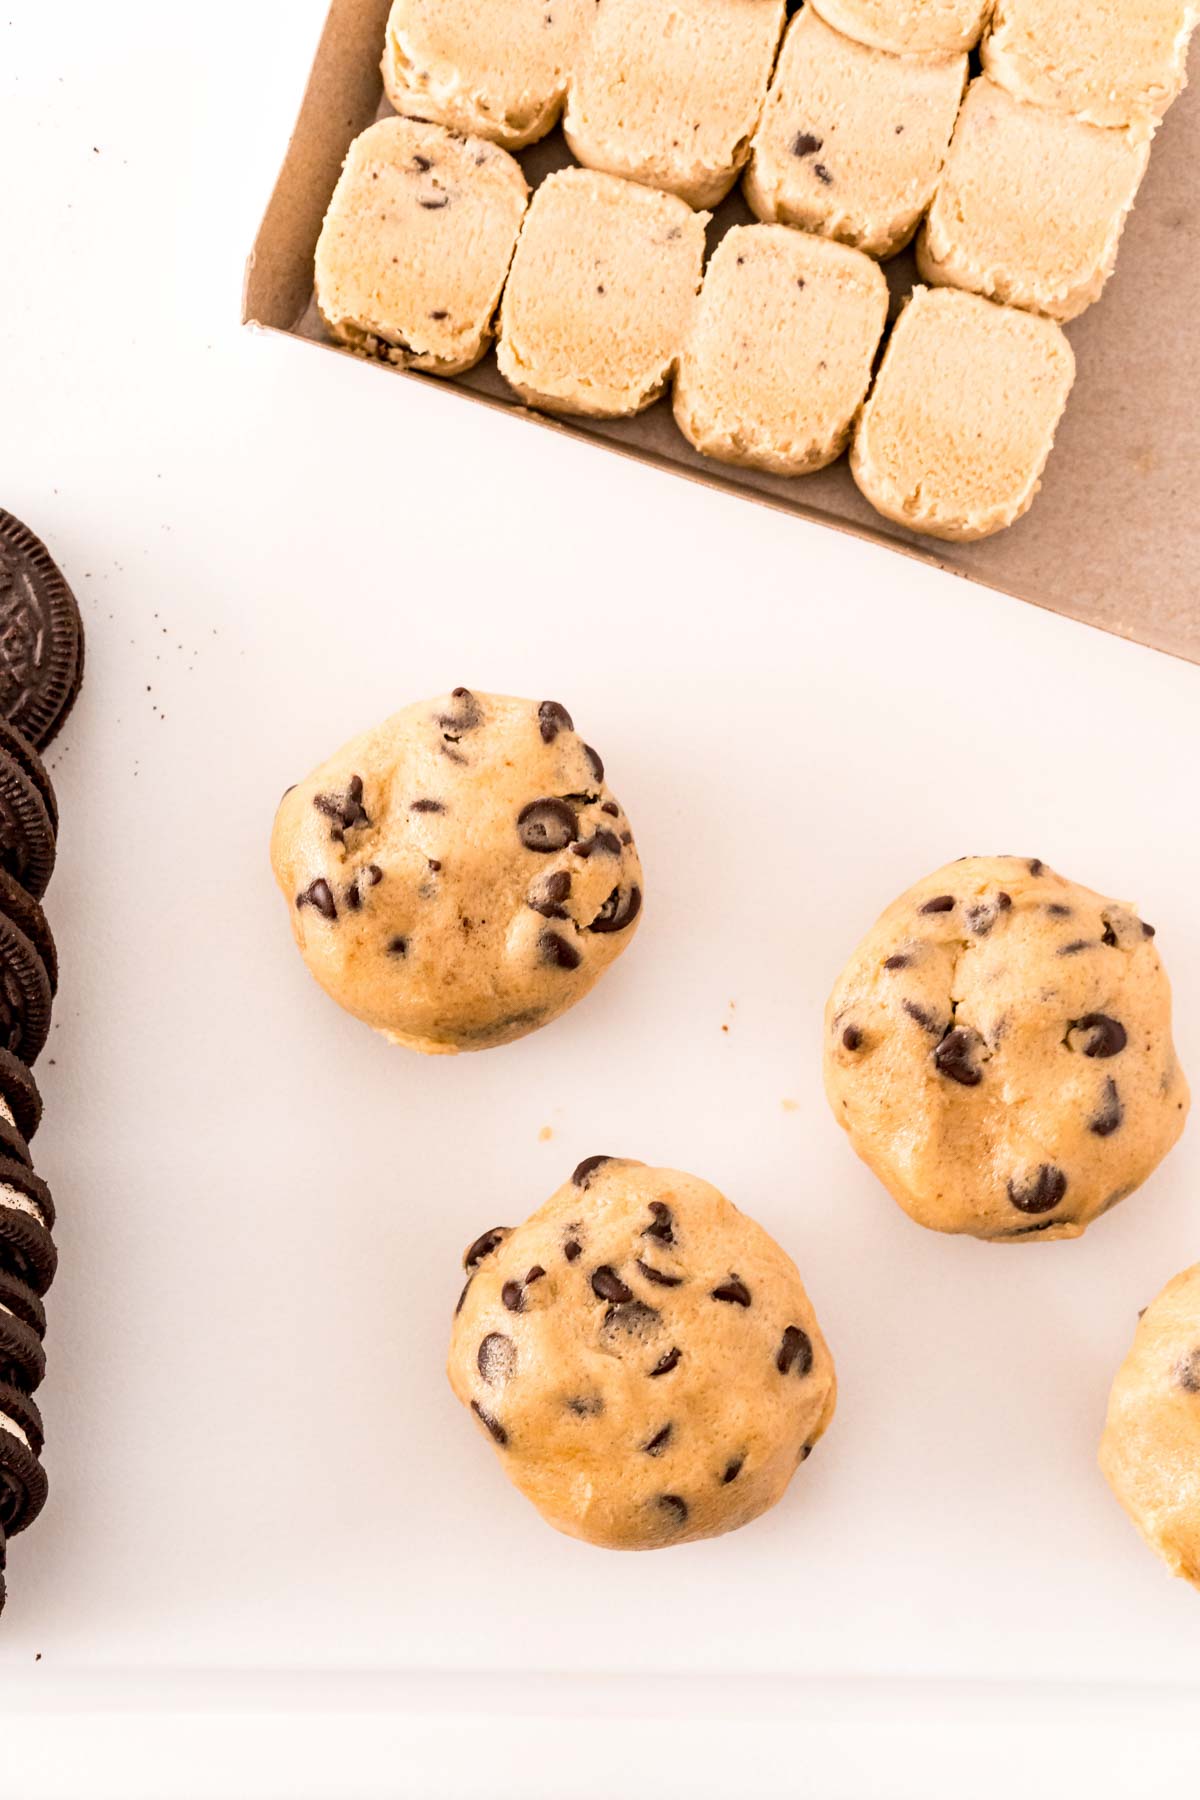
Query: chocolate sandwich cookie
[
  {"left": 0, "top": 1270, "right": 46, "bottom": 1339},
  {"left": 0, "top": 909, "right": 52, "bottom": 1065},
  {"left": 0, "top": 1047, "right": 42, "bottom": 1142},
  {"left": 0, "top": 1301, "right": 45, "bottom": 1392},
  {"left": 0, "top": 743, "right": 56, "bottom": 900},
  {"left": 0, "top": 1117, "right": 31, "bottom": 1169},
  {"left": 0, "top": 718, "right": 57, "bottom": 836},
  {"left": 0, "top": 1381, "right": 47, "bottom": 1534},
  {"left": 0, "top": 511, "right": 84, "bottom": 750},
  {"left": 0, "top": 1158, "right": 56, "bottom": 1295},
  {"left": 0, "top": 868, "right": 57, "bottom": 996}
]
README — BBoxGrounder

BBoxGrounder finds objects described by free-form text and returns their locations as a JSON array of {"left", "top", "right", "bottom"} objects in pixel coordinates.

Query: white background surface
[{"left": 1, "top": 1, "right": 1199, "bottom": 1793}]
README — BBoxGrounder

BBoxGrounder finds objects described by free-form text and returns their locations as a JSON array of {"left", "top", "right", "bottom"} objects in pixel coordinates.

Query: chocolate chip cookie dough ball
[
  {"left": 824, "top": 857, "right": 1189, "bottom": 1242},
  {"left": 1101, "top": 1265, "right": 1200, "bottom": 1588},
  {"left": 270, "top": 691, "right": 642, "bottom": 1053},
  {"left": 449, "top": 1159, "right": 837, "bottom": 1550}
]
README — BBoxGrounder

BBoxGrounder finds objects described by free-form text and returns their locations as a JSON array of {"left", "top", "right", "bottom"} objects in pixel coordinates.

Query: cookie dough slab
[
  {"left": 380, "top": 0, "right": 595, "bottom": 149},
  {"left": 983, "top": 0, "right": 1199, "bottom": 134},
  {"left": 744, "top": 7, "right": 967, "bottom": 259},
  {"left": 918, "top": 77, "right": 1151, "bottom": 321},
  {"left": 850, "top": 286, "right": 1075, "bottom": 541},
  {"left": 1101, "top": 1265, "right": 1200, "bottom": 1588},
  {"left": 497, "top": 168, "right": 707, "bottom": 418},
  {"left": 812, "top": 0, "right": 993, "bottom": 53},
  {"left": 562, "top": 0, "right": 787, "bottom": 208},
  {"left": 673, "top": 224, "right": 888, "bottom": 474},
  {"left": 315, "top": 117, "right": 528, "bottom": 377},
  {"left": 824, "top": 856, "right": 1189, "bottom": 1241},
  {"left": 449, "top": 1159, "right": 836, "bottom": 1549}
]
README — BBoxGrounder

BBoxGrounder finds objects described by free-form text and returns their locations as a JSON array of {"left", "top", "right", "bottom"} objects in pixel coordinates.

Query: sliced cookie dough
[
  {"left": 315, "top": 117, "right": 529, "bottom": 377},
  {"left": 850, "top": 286, "right": 1075, "bottom": 541},
  {"left": 983, "top": 0, "right": 1198, "bottom": 135},
  {"left": 824, "top": 856, "right": 1190, "bottom": 1242},
  {"left": 812, "top": 0, "right": 993, "bottom": 53},
  {"left": 562, "top": 0, "right": 786, "bottom": 209},
  {"left": 271, "top": 690, "right": 643, "bottom": 1054},
  {"left": 673, "top": 223, "right": 888, "bottom": 476},
  {"left": 744, "top": 7, "right": 967, "bottom": 260},
  {"left": 380, "top": 0, "right": 595, "bottom": 150},
  {"left": 918, "top": 77, "right": 1151, "bottom": 322},
  {"left": 1101, "top": 1265, "right": 1200, "bottom": 1589},
  {"left": 497, "top": 168, "right": 707, "bottom": 418},
  {"left": 449, "top": 1158, "right": 836, "bottom": 1549}
]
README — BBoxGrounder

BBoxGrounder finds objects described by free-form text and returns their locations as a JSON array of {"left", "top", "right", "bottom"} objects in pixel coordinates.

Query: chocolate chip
[
  {"left": 477, "top": 1333, "right": 516, "bottom": 1384},
  {"left": 297, "top": 878, "right": 337, "bottom": 921},
  {"left": 1058, "top": 940, "right": 1091, "bottom": 956},
  {"left": 1046, "top": 903, "right": 1072, "bottom": 917},
  {"left": 1101, "top": 922, "right": 1118, "bottom": 947},
  {"left": 455, "top": 1279, "right": 471, "bottom": 1315},
  {"left": 920, "top": 896, "right": 955, "bottom": 914},
  {"left": 637, "top": 1259, "right": 682, "bottom": 1288},
  {"left": 601, "top": 802, "right": 619, "bottom": 817},
  {"left": 842, "top": 1025, "right": 864, "bottom": 1051},
  {"left": 658, "top": 1494, "right": 688, "bottom": 1526},
  {"left": 518, "top": 798, "right": 578, "bottom": 853},
  {"left": 538, "top": 701, "right": 574, "bottom": 742},
  {"left": 997, "top": 892, "right": 1012, "bottom": 910},
  {"left": 539, "top": 929, "right": 581, "bottom": 971},
  {"left": 722, "top": 1457, "right": 744, "bottom": 1484},
  {"left": 966, "top": 903, "right": 996, "bottom": 935},
  {"left": 313, "top": 774, "right": 370, "bottom": 842},
  {"left": 588, "top": 885, "right": 642, "bottom": 934},
  {"left": 501, "top": 1280, "right": 525, "bottom": 1313},
  {"left": 1007, "top": 1165, "right": 1068, "bottom": 1214},
  {"left": 387, "top": 935, "right": 408, "bottom": 957},
  {"left": 527, "top": 869, "right": 572, "bottom": 919},
  {"left": 464, "top": 1226, "right": 509, "bottom": 1269},
  {"left": 933, "top": 1026, "right": 983, "bottom": 1087},
  {"left": 419, "top": 196, "right": 449, "bottom": 209},
  {"left": 429, "top": 309, "right": 448, "bottom": 321},
  {"left": 592, "top": 830, "right": 622, "bottom": 856},
  {"left": 650, "top": 1347, "right": 681, "bottom": 1377},
  {"left": 813, "top": 163, "right": 833, "bottom": 184},
  {"left": 438, "top": 688, "right": 481, "bottom": 731},
  {"left": 1090, "top": 1078, "right": 1123, "bottom": 1138},
  {"left": 564, "top": 1239, "right": 582, "bottom": 1262},
  {"left": 525, "top": 1265, "right": 546, "bottom": 1285},
  {"left": 412, "top": 154, "right": 432, "bottom": 171},
  {"left": 410, "top": 799, "right": 444, "bottom": 813},
  {"left": 903, "top": 1000, "right": 940, "bottom": 1033},
  {"left": 427, "top": 859, "right": 442, "bottom": 873},
  {"left": 1069, "top": 1013, "right": 1127, "bottom": 1059},
  {"left": 1028, "top": 859, "right": 1045, "bottom": 876},
  {"left": 711, "top": 1277, "right": 751, "bottom": 1308},
  {"left": 883, "top": 954, "right": 910, "bottom": 970},
  {"left": 584, "top": 745, "right": 604, "bottom": 782},
  {"left": 571, "top": 839, "right": 594, "bottom": 860},
  {"left": 344, "top": 884, "right": 362, "bottom": 912},
  {"left": 777, "top": 1325, "right": 813, "bottom": 1377},
  {"left": 1142, "top": 921, "right": 1157, "bottom": 938},
  {"left": 1176, "top": 1349, "right": 1200, "bottom": 1393},
  {"left": 591, "top": 1266, "right": 633, "bottom": 1304},
  {"left": 364, "top": 864, "right": 383, "bottom": 886},
  {"left": 791, "top": 131, "right": 823, "bottom": 156},
  {"left": 643, "top": 1201, "right": 674, "bottom": 1244},
  {"left": 573, "top": 1156, "right": 613, "bottom": 1188},
  {"left": 602, "top": 1300, "right": 660, "bottom": 1343},
  {"left": 567, "top": 1395, "right": 603, "bottom": 1417},
  {"left": 471, "top": 1401, "right": 507, "bottom": 1445},
  {"left": 644, "top": 1424, "right": 672, "bottom": 1456}
]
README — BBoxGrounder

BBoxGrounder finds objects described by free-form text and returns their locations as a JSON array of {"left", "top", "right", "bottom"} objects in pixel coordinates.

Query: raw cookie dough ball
[
  {"left": 1100, "top": 1265, "right": 1200, "bottom": 1589},
  {"left": 449, "top": 1159, "right": 837, "bottom": 1549},
  {"left": 824, "top": 857, "right": 1189, "bottom": 1241},
  {"left": 270, "top": 690, "right": 642, "bottom": 1053}
]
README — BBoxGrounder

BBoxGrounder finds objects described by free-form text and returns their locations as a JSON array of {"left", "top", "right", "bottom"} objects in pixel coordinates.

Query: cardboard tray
[{"left": 244, "top": 0, "right": 1200, "bottom": 665}]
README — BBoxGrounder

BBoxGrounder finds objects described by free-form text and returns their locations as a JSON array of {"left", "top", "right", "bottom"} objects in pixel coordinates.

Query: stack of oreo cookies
[{"left": 0, "top": 510, "right": 84, "bottom": 1614}]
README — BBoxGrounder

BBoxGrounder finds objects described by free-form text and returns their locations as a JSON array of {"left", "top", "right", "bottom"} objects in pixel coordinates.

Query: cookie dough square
[
  {"left": 497, "top": 168, "right": 708, "bottom": 417},
  {"left": 745, "top": 7, "right": 967, "bottom": 259},
  {"left": 381, "top": 0, "right": 595, "bottom": 149},
  {"left": 562, "top": 0, "right": 787, "bottom": 209},
  {"left": 315, "top": 118, "right": 528, "bottom": 377},
  {"left": 983, "top": 0, "right": 1198, "bottom": 133},
  {"left": 812, "top": 0, "right": 993, "bottom": 54},
  {"left": 673, "top": 225, "right": 888, "bottom": 474},
  {"left": 850, "top": 286, "right": 1076, "bottom": 541},
  {"left": 918, "top": 77, "right": 1150, "bottom": 322}
]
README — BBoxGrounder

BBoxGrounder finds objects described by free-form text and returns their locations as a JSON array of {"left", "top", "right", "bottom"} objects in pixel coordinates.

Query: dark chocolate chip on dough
[
  {"left": 649, "top": 1347, "right": 681, "bottom": 1377},
  {"left": 657, "top": 1494, "right": 688, "bottom": 1526},
  {"left": 313, "top": 773, "right": 369, "bottom": 842},
  {"left": 591, "top": 1265, "right": 633, "bottom": 1304},
  {"left": 517, "top": 798, "right": 578, "bottom": 853},
  {"left": 792, "top": 131, "right": 823, "bottom": 157},
  {"left": 537, "top": 701, "right": 574, "bottom": 743},
  {"left": 636, "top": 1259, "right": 682, "bottom": 1288},
  {"left": 933, "top": 1026, "right": 984, "bottom": 1087},
  {"left": 438, "top": 688, "right": 482, "bottom": 732},
  {"left": 1176, "top": 1348, "right": 1200, "bottom": 1393},
  {"left": 583, "top": 746, "right": 604, "bottom": 782},
  {"left": 1007, "top": 1165, "right": 1068, "bottom": 1214},
  {"left": 588, "top": 885, "right": 641, "bottom": 934},
  {"left": 883, "top": 953, "right": 910, "bottom": 970},
  {"left": 722, "top": 1456, "right": 744, "bottom": 1484},
  {"left": 920, "top": 895, "right": 955, "bottom": 914},
  {"left": 1090, "top": 1078, "right": 1123, "bottom": 1138},
  {"left": 0, "top": 748, "right": 56, "bottom": 900},
  {"left": 527, "top": 869, "right": 572, "bottom": 919},
  {"left": 538, "top": 929, "right": 581, "bottom": 971},
  {"left": 0, "top": 511, "right": 85, "bottom": 750},
  {"left": 842, "top": 1025, "right": 863, "bottom": 1050},
  {"left": 471, "top": 1400, "right": 507, "bottom": 1445},
  {"left": 1068, "top": 1014, "right": 1127, "bottom": 1059},
  {"left": 777, "top": 1325, "right": 813, "bottom": 1377},
  {"left": 711, "top": 1277, "right": 751, "bottom": 1307},
  {"left": 477, "top": 1333, "right": 516, "bottom": 1385},
  {"left": 296, "top": 878, "right": 337, "bottom": 921},
  {"left": 572, "top": 1155, "right": 613, "bottom": 1189},
  {"left": 463, "top": 1226, "right": 511, "bottom": 1269},
  {"left": 643, "top": 1201, "right": 674, "bottom": 1244}
]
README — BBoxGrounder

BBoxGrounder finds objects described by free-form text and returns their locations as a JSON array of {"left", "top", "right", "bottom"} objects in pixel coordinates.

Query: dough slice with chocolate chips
[
  {"left": 824, "top": 856, "right": 1189, "bottom": 1241},
  {"left": 315, "top": 117, "right": 528, "bottom": 377},
  {"left": 449, "top": 1159, "right": 836, "bottom": 1549},
  {"left": 744, "top": 7, "right": 966, "bottom": 260}
]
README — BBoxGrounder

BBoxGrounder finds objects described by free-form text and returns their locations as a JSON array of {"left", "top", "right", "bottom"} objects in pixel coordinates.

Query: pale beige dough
[
  {"left": 983, "top": 0, "right": 1198, "bottom": 134},
  {"left": 812, "top": 0, "right": 993, "bottom": 52},
  {"left": 497, "top": 168, "right": 707, "bottom": 418},
  {"left": 1101, "top": 1265, "right": 1200, "bottom": 1589},
  {"left": 824, "top": 857, "right": 1189, "bottom": 1242},
  {"left": 673, "top": 224, "right": 888, "bottom": 475},
  {"left": 562, "top": 0, "right": 787, "bottom": 208},
  {"left": 850, "top": 286, "right": 1075, "bottom": 541},
  {"left": 449, "top": 1159, "right": 837, "bottom": 1549},
  {"left": 918, "top": 77, "right": 1151, "bottom": 322},
  {"left": 380, "top": 0, "right": 597, "bottom": 149},
  {"left": 270, "top": 690, "right": 643, "bottom": 1054},
  {"left": 315, "top": 118, "right": 527, "bottom": 376},
  {"left": 744, "top": 7, "right": 967, "bottom": 259}
]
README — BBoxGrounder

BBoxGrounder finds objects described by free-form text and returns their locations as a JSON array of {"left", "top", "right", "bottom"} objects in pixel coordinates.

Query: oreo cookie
[
  {"left": 0, "top": 1116, "right": 31, "bottom": 1169},
  {"left": 0, "top": 1304, "right": 45, "bottom": 1392},
  {"left": 0, "top": 909, "right": 52, "bottom": 1065},
  {"left": 0, "top": 1158, "right": 56, "bottom": 1295},
  {"left": 0, "top": 867, "right": 57, "bottom": 995},
  {"left": 0, "top": 1270, "right": 45, "bottom": 1338},
  {"left": 0, "top": 746, "right": 55, "bottom": 900},
  {"left": 0, "top": 1048, "right": 42, "bottom": 1142},
  {"left": 0, "top": 511, "right": 84, "bottom": 750},
  {"left": 0, "top": 718, "right": 57, "bottom": 836},
  {"left": 0, "top": 1382, "right": 47, "bottom": 1534}
]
